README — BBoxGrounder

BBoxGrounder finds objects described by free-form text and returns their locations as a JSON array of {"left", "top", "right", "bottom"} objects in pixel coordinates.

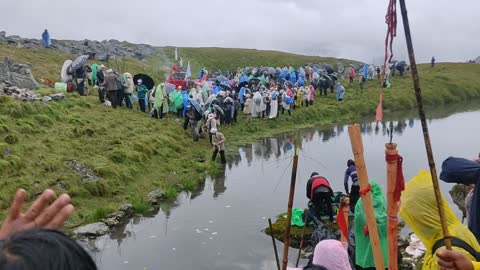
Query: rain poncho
[
  {"left": 91, "top": 64, "right": 98, "bottom": 82},
  {"left": 336, "top": 83, "right": 345, "bottom": 101},
  {"left": 354, "top": 181, "right": 388, "bottom": 268},
  {"left": 362, "top": 64, "right": 369, "bottom": 80},
  {"left": 288, "top": 240, "right": 351, "bottom": 270},
  {"left": 41, "top": 30, "right": 51, "bottom": 48},
  {"left": 295, "top": 89, "right": 303, "bottom": 108},
  {"left": 182, "top": 90, "right": 189, "bottom": 116},
  {"left": 297, "top": 77, "right": 305, "bottom": 87},
  {"left": 212, "top": 85, "right": 221, "bottom": 95},
  {"left": 290, "top": 71, "right": 297, "bottom": 83},
  {"left": 153, "top": 84, "right": 169, "bottom": 114},
  {"left": 169, "top": 91, "right": 184, "bottom": 112},
  {"left": 269, "top": 90, "right": 278, "bottom": 119},
  {"left": 252, "top": 92, "right": 263, "bottom": 118},
  {"left": 400, "top": 170, "right": 480, "bottom": 270},
  {"left": 239, "top": 87, "right": 247, "bottom": 104},
  {"left": 440, "top": 157, "right": 480, "bottom": 242}
]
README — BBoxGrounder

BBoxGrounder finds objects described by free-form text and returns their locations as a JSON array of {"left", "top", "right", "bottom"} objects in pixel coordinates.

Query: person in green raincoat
[
  {"left": 91, "top": 64, "right": 98, "bottom": 86},
  {"left": 153, "top": 83, "right": 169, "bottom": 119},
  {"left": 354, "top": 181, "right": 388, "bottom": 269},
  {"left": 169, "top": 87, "right": 184, "bottom": 117}
]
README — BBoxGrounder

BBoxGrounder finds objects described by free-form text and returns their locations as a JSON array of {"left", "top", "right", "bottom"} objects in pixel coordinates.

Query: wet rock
[
  {"left": 103, "top": 211, "right": 128, "bottom": 227},
  {"left": 49, "top": 93, "right": 65, "bottom": 101},
  {"left": 42, "top": 96, "right": 52, "bottom": 102},
  {"left": 119, "top": 204, "right": 133, "bottom": 212},
  {"left": 66, "top": 160, "right": 99, "bottom": 183},
  {"left": 147, "top": 189, "right": 165, "bottom": 205},
  {"left": 0, "top": 58, "right": 40, "bottom": 89},
  {"left": 74, "top": 222, "right": 109, "bottom": 237},
  {"left": 449, "top": 184, "right": 467, "bottom": 219}
]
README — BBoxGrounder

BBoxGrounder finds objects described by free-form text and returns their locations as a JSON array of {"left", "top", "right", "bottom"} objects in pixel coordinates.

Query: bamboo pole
[
  {"left": 399, "top": 0, "right": 452, "bottom": 249},
  {"left": 348, "top": 124, "right": 384, "bottom": 270},
  {"left": 282, "top": 138, "right": 299, "bottom": 270},
  {"left": 340, "top": 197, "right": 350, "bottom": 244},
  {"left": 268, "top": 218, "right": 281, "bottom": 270},
  {"left": 385, "top": 143, "right": 399, "bottom": 270},
  {"left": 295, "top": 210, "right": 309, "bottom": 267}
]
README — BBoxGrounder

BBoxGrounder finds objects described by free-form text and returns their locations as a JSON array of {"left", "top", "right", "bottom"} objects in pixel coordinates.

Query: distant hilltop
[{"left": 0, "top": 31, "right": 156, "bottom": 61}]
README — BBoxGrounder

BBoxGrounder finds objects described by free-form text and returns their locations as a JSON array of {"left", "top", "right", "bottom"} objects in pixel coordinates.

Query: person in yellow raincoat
[
  {"left": 400, "top": 170, "right": 480, "bottom": 270},
  {"left": 295, "top": 87, "right": 303, "bottom": 109}
]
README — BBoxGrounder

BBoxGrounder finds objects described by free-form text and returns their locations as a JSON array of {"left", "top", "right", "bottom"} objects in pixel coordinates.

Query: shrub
[{"left": 4, "top": 134, "right": 18, "bottom": 144}]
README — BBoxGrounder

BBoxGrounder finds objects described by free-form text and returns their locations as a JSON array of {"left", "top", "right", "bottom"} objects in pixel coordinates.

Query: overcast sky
[{"left": 1, "top": 0, "right": 478, "bottom": 63}]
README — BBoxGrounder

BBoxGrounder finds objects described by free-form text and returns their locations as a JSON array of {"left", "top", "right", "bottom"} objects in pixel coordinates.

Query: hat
[
  {"left": 106, "top": 69, "right": 113, "bottom": 74},
  {"left": 210, "top": 128, "right": 218, "bottom": 133},
  {"left": 137, "top": 79, "right": 143, "bottom": 83}
]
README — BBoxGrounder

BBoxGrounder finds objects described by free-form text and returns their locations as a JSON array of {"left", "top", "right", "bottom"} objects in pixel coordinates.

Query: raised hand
[{"left": 0, "top": 189, "right": 74, "bottom": 239}]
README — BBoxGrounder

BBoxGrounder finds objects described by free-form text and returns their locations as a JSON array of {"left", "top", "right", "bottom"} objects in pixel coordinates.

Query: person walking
[
  {"left": 344, "top": 159, "right": 360, "bottom": 211},
  {"left": 135, "top": 79, "right": 148, "bottom": 112},
  {"left": 102, "top": 69, "right": 120, "bottom": 108},
  {"left": 336, "top": 82, "right": 345, "bottom": 101},
  {"left": 211, "top": 128, "right": 226, "bottom": 164},
  {"left": 431, "top": 56, "right": 436, "bottom": 68},
  {"left": 96, "top": 65, "right": 105, "bottom": 103}
]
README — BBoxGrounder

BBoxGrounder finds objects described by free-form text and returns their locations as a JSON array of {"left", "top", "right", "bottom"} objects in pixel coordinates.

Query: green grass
[
  {"left": 1, "top": 44, "right": 480, "bottom": 227},
  {"left": 131, "top": 197, "right": 151, "bottom": 215}
]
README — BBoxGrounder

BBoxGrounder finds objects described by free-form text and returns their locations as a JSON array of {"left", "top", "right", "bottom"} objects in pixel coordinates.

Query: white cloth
[{"left": 269, "top": 100, "right": 278, "bottom": 119}]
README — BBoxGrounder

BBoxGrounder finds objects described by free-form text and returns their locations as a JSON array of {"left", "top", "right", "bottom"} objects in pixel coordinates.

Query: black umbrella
[
  {"left": 188, "top": 98, "right": 202, "bottom": 114},
  {"left": 133, "top": 74, "right": 155, "bottom": 90}
]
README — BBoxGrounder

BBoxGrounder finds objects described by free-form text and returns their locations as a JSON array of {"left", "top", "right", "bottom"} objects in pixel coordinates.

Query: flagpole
[{"left": 398, "top": 0, "right": 452, "bottom": 249}]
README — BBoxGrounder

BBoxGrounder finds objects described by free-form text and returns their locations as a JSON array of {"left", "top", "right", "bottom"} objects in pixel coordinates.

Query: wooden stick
[
  {"left": 386, "top": 143, "right": 399, "bottom": 270},
  {"left": 295, "top": 210, "right": 309, "bottom": 267},
  {"left": 282, "top": 137, "right": 300, "bottom": 270},
  {"left": 268, "top": 218, "right": 281, "bottom": 270},
  {"left": 348, "top": 124, "right": 384, "bottom": 270},
  {"left": 399, "top": 0, "right": 452, "bottom": 249},
  {"left": 340, "top": 197, "right": 350, "bottom": 244}
]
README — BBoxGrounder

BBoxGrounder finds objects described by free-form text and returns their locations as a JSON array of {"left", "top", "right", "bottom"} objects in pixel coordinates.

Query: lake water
[{"left": 93, "top": 102, "right": 480, "bottom": 270}]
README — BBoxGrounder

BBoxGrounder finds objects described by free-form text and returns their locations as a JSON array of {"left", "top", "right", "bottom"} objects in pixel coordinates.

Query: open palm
[{"left": 0, "top": 189, "right": 74, "bottom": 240}]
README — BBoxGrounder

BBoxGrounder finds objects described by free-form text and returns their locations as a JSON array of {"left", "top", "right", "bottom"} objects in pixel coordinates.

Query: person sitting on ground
[
  {"left": 344, "top": 159, "right": 360, "bottom": 212},
  {"left": 306, "top": 172, "right": 334, "bottom": 222},
  {"left": 0, "top": 228, "right": 97, "bottom": 270},
  {"left": 211, "top": 128, "right": 226, "bottom": 164},
  {"left": 400, "top": 170, "right": 480, "bottom": 270},
  {"left": 135, "top": 79, "right": 148, "bottom": 112},
  {"left": 287, "top": 239, "right": 351, "bottom": 270}
]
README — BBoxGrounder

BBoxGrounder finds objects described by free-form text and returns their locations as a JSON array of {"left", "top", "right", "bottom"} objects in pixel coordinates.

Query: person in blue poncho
[
  {"left": 336, "top": 82, "right": 345, "bottom": 101},
  {"left": 290, "top": 71, "right": 297, "bottom": 84},
  {"left": 212, "top": 84, "right": 221, "bottom": 95},
  {"left": 238, "top": 86, "right": 247, "bottom": 110},
  {"left": 41, "top": 29, "right": 51, "bottom": 48},
  {"left": 297, "top": 77, "right": 305, "bottom": 87},
  {"left": 182, "top": 90, "right": 189, "bottom": 117}
]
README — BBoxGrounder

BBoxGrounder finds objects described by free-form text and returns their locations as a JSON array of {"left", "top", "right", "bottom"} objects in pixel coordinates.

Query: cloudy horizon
[{"left": 1, "top": 0, "right": 478, "bottom": 64}]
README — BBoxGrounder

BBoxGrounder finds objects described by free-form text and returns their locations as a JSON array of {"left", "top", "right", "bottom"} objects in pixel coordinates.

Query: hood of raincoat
[{"left": 400, "top": 170, "right": 480, "bottom": 269}]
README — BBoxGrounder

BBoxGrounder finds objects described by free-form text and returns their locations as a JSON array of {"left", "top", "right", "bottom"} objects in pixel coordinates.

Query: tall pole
[
  {"left": 282, "top": 136, "right": 299, "bottom": 270},
  {"left": 268, "top": 219, "right": 281, "bottom": 270},
  {"left": 386, "top": 143, "right": 399, "bottom": 270},
  {"left": 399, "top": 0, "right": 452, "bottom": 249},
  {"left": 348, "top": 125, "right": 385, "bottom": 270}
]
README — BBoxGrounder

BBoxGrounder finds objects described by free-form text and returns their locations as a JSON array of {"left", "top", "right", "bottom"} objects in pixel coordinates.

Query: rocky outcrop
[
  {"left": 0, "top": 81, "right": 64, "bottom": 102},
  {"left": 0, "top": 58, "right": 40, "bottom": 89},
  {"left": 73, "top": 222, "right": 110, "bottom": 238},
  {"left": 0, "top": 32, "right": 156, "bottom": 60},
  {"left": 66, "top": 160, "right": 99, "bottom": 183}
]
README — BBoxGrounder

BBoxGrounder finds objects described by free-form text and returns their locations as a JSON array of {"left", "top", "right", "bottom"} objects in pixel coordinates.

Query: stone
[
  {"left": 0, "top": 58, "right": 40, "bottom": 89},
  {"left": 0, "top": 31, "right": 5, "bottom": 38},
  {"left": 57, "top": 180, "right": 69, "bottom": 190},
  {"left": 147, "top": 189, "right": 166, "bottom": 205},
  {"left": 42, "top": 96, "right": 52, "bottom": 102},
  {"left": 2, "top": 147, "right": 11, "bottom": 158},
  {"left": 49, "top": 93, "right": 65, "bottom": 101},
  {"left": 66, "top": 160, "right": 99, "bottom": 183},
  {"left": 73, "top": 222, "right": 109, "bottom": 237},
  {"left": 119, "top": 204, "right": 133, "bottom": 212}
]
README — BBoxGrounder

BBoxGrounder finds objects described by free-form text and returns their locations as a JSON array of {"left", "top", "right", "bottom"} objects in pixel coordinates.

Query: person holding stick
[{"left": 344, "top": 159, "right": 360, "bottom": 212}]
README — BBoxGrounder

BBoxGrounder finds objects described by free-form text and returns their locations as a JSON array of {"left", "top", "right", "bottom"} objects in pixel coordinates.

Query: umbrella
[
  {"left": 220, "top": 82, "right": 232, "bottom": 89},
  {"left": 133, "top": 74, "right": 155, "bottom": 90},
  {"left": 324, "top": 64, "right": 335, "bottom": 74},
  {"left": 213, "top": 104, "right": 224, "bottom": 115},
  {"left": 245, "top": 67, "right": 255, "bottom": 75},
  {"left": 164, "top": 83, "right": 176, "bottom": 94},
  {"left": 188, "top": 98, "right": 202, "bottom": 114},
  {"left": 321, "top": 74, "right": 333, "bottom": 84},
  {"left": 71, "top": 55, "right": 89, "bottom": 71},
  {"left": 260, "top": 67, "right": 269, "bottom": 74},
  {"left": 206, "top": 94, "right": 217, "bottom": 105},
  {"left": 216, "top": 75, "right": 228, "bottom": 82}
]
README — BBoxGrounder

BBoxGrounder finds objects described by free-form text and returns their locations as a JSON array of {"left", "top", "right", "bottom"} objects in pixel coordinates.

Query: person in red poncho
[{"left": 306, "top": 172, "right": 334, "bottom": 222}]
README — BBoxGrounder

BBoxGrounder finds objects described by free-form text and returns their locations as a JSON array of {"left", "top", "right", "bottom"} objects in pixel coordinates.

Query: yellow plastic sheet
[{"left": 400, "top": 170, "right": 480, "bottom": 269}]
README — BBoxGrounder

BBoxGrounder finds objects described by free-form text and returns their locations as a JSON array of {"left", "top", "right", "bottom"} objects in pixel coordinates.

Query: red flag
[
  {"left": 375, "top": 92, "right": 383, "bottom": 122},
  {"left": 336, "top": 206, "right": 348, "bottom": 239}
]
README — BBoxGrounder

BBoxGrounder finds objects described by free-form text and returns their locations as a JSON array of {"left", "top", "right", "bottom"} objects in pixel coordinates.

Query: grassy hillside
[{"left": 1, "top": 44, "right": 480, "bottom": 227}]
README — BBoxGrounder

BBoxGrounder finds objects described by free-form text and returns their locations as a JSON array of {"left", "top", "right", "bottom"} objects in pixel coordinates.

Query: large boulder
[
  {"left": 73, "top": 222, "right": 109, "bottom": 237},
  {"left": 0, "top": 58, "right": 40, "bottom": 89}
]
